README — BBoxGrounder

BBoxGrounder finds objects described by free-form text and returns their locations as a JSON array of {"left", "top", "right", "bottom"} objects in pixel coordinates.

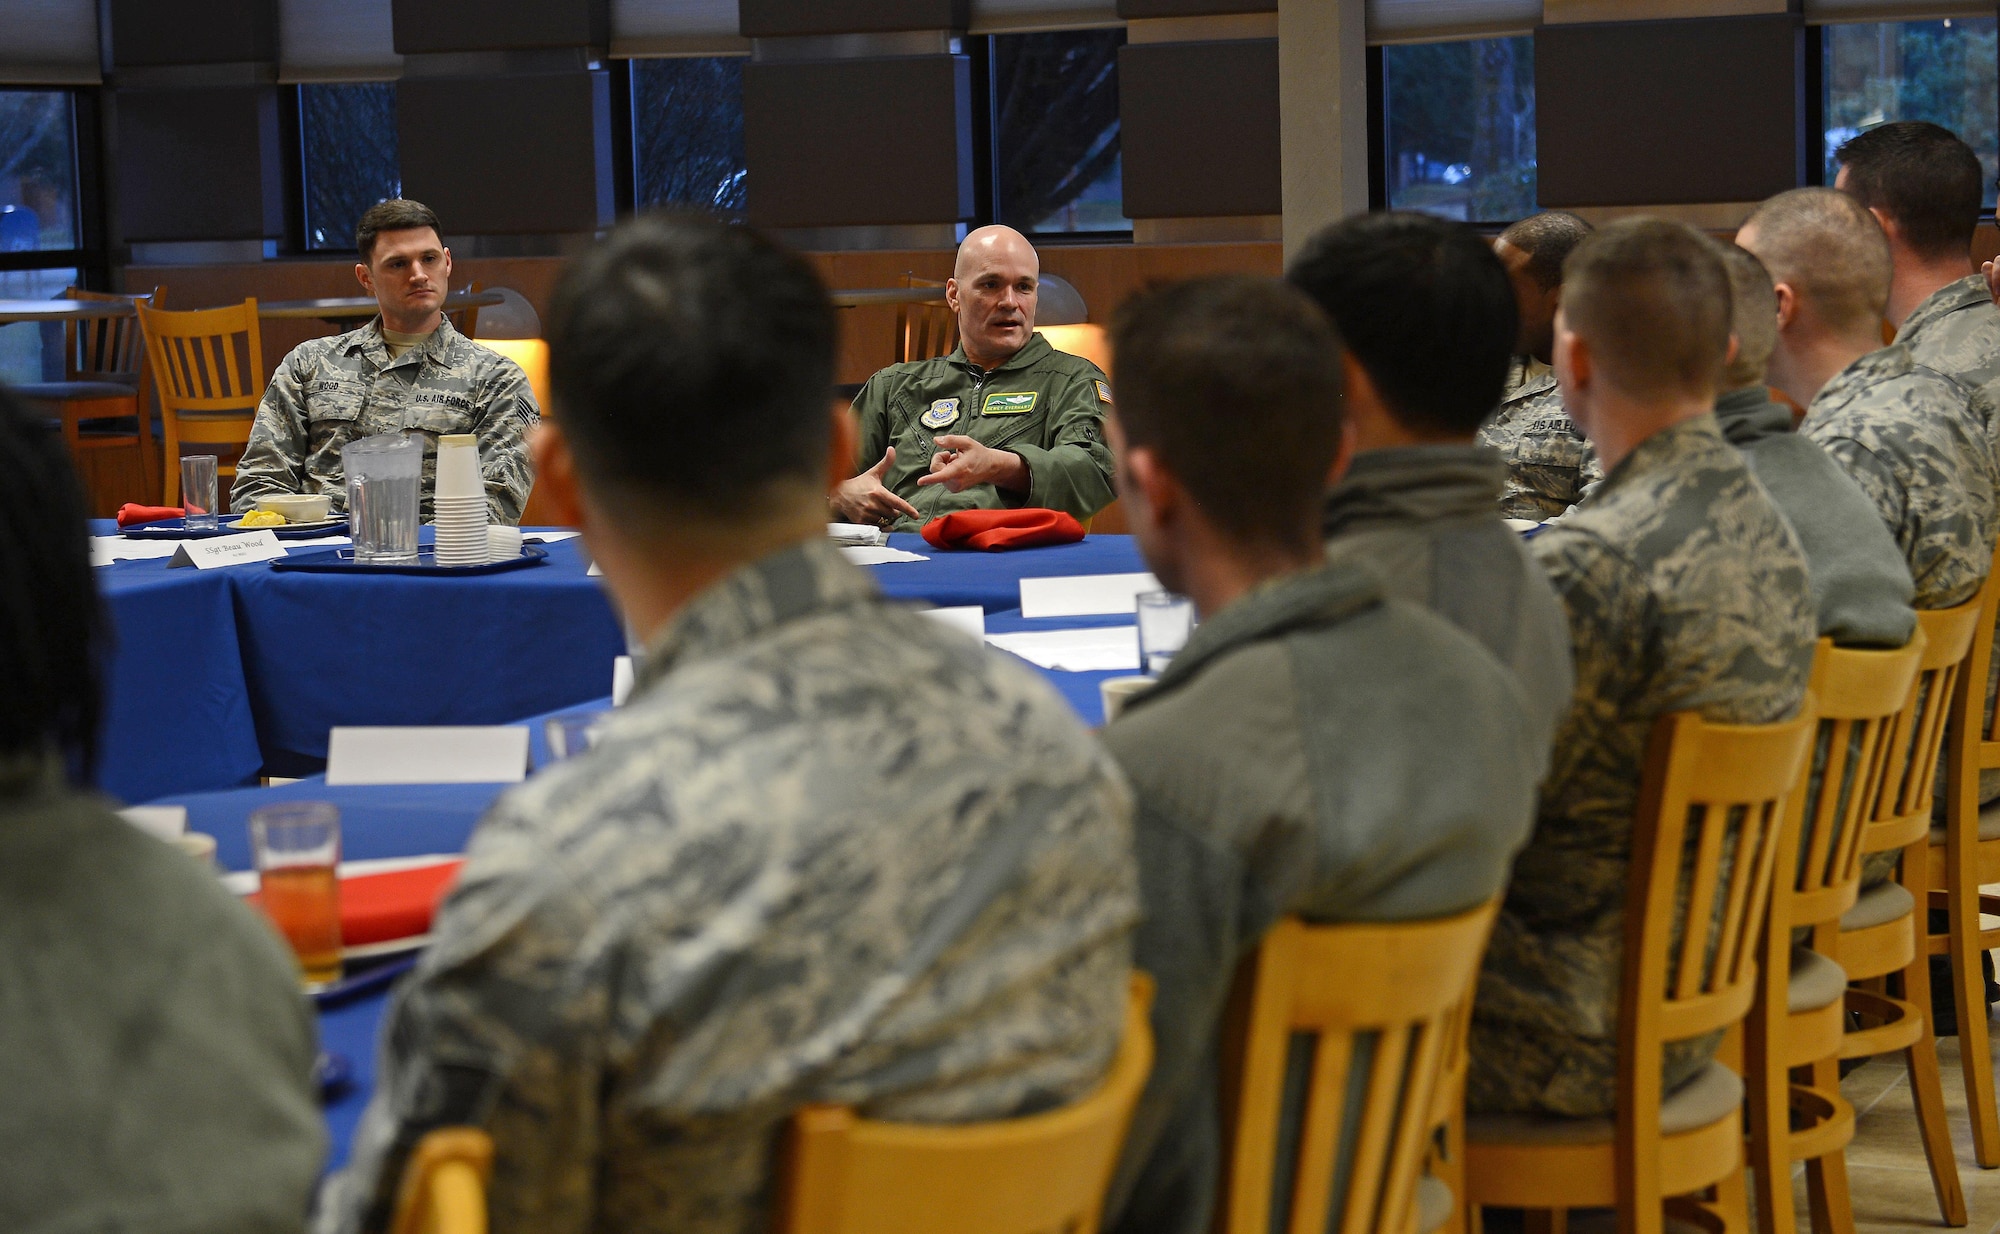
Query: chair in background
[
  {"left": 1463, "top": 703, "right": 1819, "bottom": 1234},
  {"left": 15, "top": 286, "right": 164, "bottom": 514},
  {"left": 895, "top": 275, "right": 958, "bottom": 364},
  {"left": 776, "top": 974, "right": 1154, "bottom": 1234},
  {"left": 1217, "top": 902, "right": 1499, "bottom": 1234},
  {"left": 447, "top": 281, "right": 484, "bottom": 340},
  {"left": 1743, "top": 636, "right": 1927, "bottom": 1234},
  {"left": 135, "top": 298, "right": 265, "bottom": 507},
  {"left": 389, "top": 1127, "right": 492, "bottom": 1234}
]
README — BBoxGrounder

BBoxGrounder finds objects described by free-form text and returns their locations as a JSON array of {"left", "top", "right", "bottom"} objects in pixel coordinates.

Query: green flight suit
[{"left": 852, "top": 333, "right": 1117, "bottom": 532}]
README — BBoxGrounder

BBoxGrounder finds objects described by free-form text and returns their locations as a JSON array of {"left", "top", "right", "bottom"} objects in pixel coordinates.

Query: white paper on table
[
  {"left": 921, "top": 605, "right": 986, "bottom": 639},
  {"left": 222, "top": 852, "right": 460, "bottom": 896},
  {"left": 90, "top": 537, "right": 184, "bottom": 565},
  {"left": 611, "top": 655, "right": 635, "bottom": 706},
  {"left": 1018, "top": 572, "right": 1161, "bottom": 619},
  {"left": 985, "top": 625, "right": 1140, "bottom": 672},
  {"left": 841, "top": 545, "right": 930, "bottom": 565},
  {"left": 527, "top": 530, "right": 582, "bottom": 543},
  {"left": 118, "top": 805, "right": 188, "bottom": 840},
  {"left": 827, "top": 522, "right": 885, "bottom": 547},
  {"left": 325, "top": 726, "right": 530, "bottom": 786}
]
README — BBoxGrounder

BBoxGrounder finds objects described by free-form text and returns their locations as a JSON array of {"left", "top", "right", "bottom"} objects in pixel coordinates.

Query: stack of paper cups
[
  {"left": 485, "top": 524, "right": 522, "bottom": 564},
  {"left": 432, "top": 434, "right": 489, "bottom": 566}
]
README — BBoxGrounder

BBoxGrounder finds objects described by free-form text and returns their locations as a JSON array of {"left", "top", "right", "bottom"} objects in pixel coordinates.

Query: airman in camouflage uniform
[
  {"left": 230, "top": 317, "right": 539, "bottom": 525},
  {"left": 1476, "top": 356, "right": 1603, "bottom": 521},
  {"left": 316, "top": 537, "right": 1140, "bottom": 1234},
  {"left": 1469, "top": 416, "right": 1816, "bottom": 1117}
]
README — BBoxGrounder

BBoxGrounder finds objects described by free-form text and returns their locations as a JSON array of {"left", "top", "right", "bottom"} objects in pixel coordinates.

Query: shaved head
[
  {"left": 949, "top": 225, "right": 1041, "bottom": 369},
  {"left": 1561, "top": 217, "right": 1731, "bottom": 401},
  {"left": 1709, "top": 240, "right": 1778, "bottom": 390},
  {"left": 1736, "top": 188, "right": 1891, "bottom": 335},
  {"left": 955, "top": 225, "right": 1038, "bottom": 282}
]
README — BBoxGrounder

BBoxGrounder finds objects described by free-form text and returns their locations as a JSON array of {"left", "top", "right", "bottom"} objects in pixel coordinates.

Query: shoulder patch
[
  {"left": 1095, "top": 379, "right": 1112, "bottom": 404},
  {"left": 982, "top": 391, "right": 1040, "bottom": 416}
]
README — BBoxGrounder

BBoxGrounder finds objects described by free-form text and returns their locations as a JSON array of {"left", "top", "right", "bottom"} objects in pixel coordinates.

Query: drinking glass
[
  {"left": 343, "top": 433, "right": 422, "bottom": 563},
  {"left": 181, "top": 455, "right": 219, "bottom": 530},
  {"left": 1136, "top": 591, "right": 1197, "bottom": 676},
  {"left": 249, "top": 802, "right": 343, "bottom": 989}
]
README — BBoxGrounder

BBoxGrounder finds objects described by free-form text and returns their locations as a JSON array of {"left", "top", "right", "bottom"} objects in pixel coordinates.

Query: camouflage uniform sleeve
[
  {"left": 473, "top": 357, "right": 539, "bottom": 526},
  {"left": 850, "top": 373, "right": 891, "bottom": 474},
  {"left": 229, "top": 349, "right": 312, "bottom": 513},
  {"left": 1812, "top": 436, "right": 1910, "bottom": 554},
  {"left": 1015, "top": 366, "right": 1116, "bottom": 520}
]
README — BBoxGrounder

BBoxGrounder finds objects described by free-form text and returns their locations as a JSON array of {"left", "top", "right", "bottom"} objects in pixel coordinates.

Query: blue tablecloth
[{"left": 870, "top": 532, "right": 1145, "bottom": 611}]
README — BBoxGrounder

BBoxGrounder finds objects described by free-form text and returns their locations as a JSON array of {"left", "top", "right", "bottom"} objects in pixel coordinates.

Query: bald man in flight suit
[{"left": 830, "top": 226, "right": 1116, "bottom": 531}]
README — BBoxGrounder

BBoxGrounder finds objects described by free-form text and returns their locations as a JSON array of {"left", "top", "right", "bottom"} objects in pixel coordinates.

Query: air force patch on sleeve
[
  {"left": 1095, "top": 380, "right": 1113, "bottom": 404},
  {"left": 920, "top": 398, "right": 960, "bottom": 429}
]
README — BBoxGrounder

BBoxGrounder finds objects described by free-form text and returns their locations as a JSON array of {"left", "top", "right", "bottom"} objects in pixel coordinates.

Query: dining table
[{"left": 0, "top": 297, "right": 138, "bottom": 323}]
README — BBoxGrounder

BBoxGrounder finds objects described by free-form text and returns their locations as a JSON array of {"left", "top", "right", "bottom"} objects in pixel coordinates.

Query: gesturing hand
[
  {"left": 917, "top": 435, "right": 1030, "bottom": 495},
  {"left": 830, "top": 448, "right": 921, "bottom": 527}
]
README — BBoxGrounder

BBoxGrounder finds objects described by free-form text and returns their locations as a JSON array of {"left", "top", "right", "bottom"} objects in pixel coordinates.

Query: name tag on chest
[{"left": 982, "top": 391, "right": 1039, "bottom": 416}]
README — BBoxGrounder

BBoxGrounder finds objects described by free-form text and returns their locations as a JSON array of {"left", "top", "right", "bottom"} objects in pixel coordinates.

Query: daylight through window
[
  {"left": 1383, "top": 37, "right": 1537, "bottom": 224},
  {"left": 1824, "top": 19, "right": 1998, "bottom": 209}
]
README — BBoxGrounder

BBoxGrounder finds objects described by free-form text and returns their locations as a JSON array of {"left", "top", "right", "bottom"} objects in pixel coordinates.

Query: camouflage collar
[
  {"left": 341, "top": 314, "right": 463, "bottom": 372},
  {"left": 1812, "top": 342, "right": 1921, "bottom": 415},
  {"left": 1599, "top": 413, "right": 1728, "bottom": 491},
  {"left": 1503, "top": 354, "right": 1557, "bottom": 404},
  {"left": 1711, "top": 386, "right": 1793, "bottom": 446},
  {"left": 633, "top": 537, "right": 882, "bottom": 693},
  {"left": 947, "top": 331, "right": 1053, "bottom": 376},
  {"left": 1322, "top": 444, "right": 1506, "bottom": 538},
  {"left": 1898, "top": 274, "right": 1992, "bottom": 345}
]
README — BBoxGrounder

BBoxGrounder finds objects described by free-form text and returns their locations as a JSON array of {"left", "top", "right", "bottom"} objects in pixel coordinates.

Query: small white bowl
[{"left": 257, "top": 494, "right": 332, "bottom": 523}]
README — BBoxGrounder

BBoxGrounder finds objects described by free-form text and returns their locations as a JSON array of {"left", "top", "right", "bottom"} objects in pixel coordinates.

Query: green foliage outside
[
  {"left": 0, "top": 90, "right": 76, "bottom": 249},
  {"left": 1824, "top": 19, "right": 1998, "bottom": 208},
  {"left": 1384, "top": 37, "right": 1537, "bottom": 223},
  {"left": 302, "top": 84, "right": 399, "bottom": 252}
]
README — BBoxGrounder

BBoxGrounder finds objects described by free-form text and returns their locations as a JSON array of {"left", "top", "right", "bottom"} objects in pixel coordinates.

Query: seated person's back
[
  {"left": 230, "top": 198, "right": 540, "bottom": 525},
  {"left": 1289, "top": 210, "right": 1575, "bottom": 749},
  {"left": 0, "top": 386, "right": 325, "bottom": 1232},
  {"left": 1471, "top": 219, "right": 1817, "bottom": 1119},
  {"left": 317, "top": 216, "right": 1139, "bottom": 1234},
  {"left": 830, "top": 225, "right": 1115, "bottom": 532},
  {"left": 1095, "top": 277, "right": 1543, "bottom": 1234},
  {"left": 1707, "top": 238, "right": 1916, "bottom": 647}
]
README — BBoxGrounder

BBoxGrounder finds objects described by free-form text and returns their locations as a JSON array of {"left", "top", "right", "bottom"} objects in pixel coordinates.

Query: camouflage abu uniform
[
  {"left": 1469, "top": 415, "right": 1816, "bottom": 1118},
  {"left": 316, "top": 537, "right": 1139, "bottom": 1234},
  {"left": 1799, "top": 342, "right": 1997, "bottom": 612},
  {"left": 851, "top": 332, "right": 1115, "bottom": 532},
  {"left": 231, "top": 317, "right": 539, "bottom": 525},
  {"left": 1476, "top": 355, "right": 1603, "bottom": 521}
]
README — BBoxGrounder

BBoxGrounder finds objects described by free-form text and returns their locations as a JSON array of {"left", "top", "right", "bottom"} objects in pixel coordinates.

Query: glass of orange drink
[{"left": 250, "top": 802, "right": 343, "bottom": 989}]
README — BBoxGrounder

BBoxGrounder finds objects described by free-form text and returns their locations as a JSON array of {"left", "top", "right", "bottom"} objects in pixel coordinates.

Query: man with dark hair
[
  {"left": 1289, "top": 211, "right": 1573, "bottom": 747},
  {"left": 1098, "top": 276, "right": 1540, "bottom": 1234},
  {"left": 831, "top": 225, "right": 1114, "bottom": 530},
  {"left": 1479, "top": 210, "right": 1602, "bottom": 519},
  {"left": 1740, "top": 187, "right": 1997, "bottom": 611},
  {"left": 318, "top": 213, "right": 1139, "bottom": 1234},
  {"left": 1707, "top": 238, "right": 1915, "bottom": 647},
  {"left": 232, "top": 197, "right": 540, "bottom": 523},
  {"left": 1471, "top": 218, "right": 1816, "bottom": 1118},
  {"left": 0, "top": 385, "right": 325, "bottom": 1230}
]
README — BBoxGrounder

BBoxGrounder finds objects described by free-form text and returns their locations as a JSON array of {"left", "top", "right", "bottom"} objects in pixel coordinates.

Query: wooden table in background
[{"left": 0, "top": 298, "right": 137, "bottom": 324}]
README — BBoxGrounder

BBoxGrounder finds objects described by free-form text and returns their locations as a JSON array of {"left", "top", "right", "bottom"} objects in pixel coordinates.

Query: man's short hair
[
  {"left": 1288, "top": 212, "right": 1517, "bottom": 438},
  {"left": 1709, "top": 239, "right": 1778, "bottom": 389},
  {"left": 1740, "top": 187, "right": 1892, "bottom": 334},
  {"left": 1109, "top": 275, "right": 1345, "bottom": 546},
  {"left": 547, "top": 211, "right": 836, "bottom": 525},
  {"left": 356, "top": 199, "right": 443, "bottom": 262},
  {"left": 1836, "top": 121, "right": 1985, "bottom": 262},
  {"left": 1562, "top": 217, "right": 1732, "bottom": 401},
  {"left": 1498, "top": 211, "right": 1596, "bottom": 291}
]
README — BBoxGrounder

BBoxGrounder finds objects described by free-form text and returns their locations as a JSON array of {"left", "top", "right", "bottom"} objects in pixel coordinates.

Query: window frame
[{"left": 0, "top": 85, "right": 107, "bottom": 288}]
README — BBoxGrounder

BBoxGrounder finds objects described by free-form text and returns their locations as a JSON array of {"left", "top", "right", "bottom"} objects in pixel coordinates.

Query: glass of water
[
  {"left": 181, "top": 455, "right": 219, "bottom": 530},
  {"left": 1136, "top": 591, "right": 1196, "bottom": 676},
  {"left": 343, "top": 433, "right": 422, "bottom": 564}
]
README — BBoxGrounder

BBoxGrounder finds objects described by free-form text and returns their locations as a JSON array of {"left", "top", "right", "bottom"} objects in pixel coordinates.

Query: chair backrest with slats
[
  {"left": 1874, "top": 598, "right": 1985, "bottom": 854},
  {"left": 59, "top": 285, "right": 160, "bottom": 383},
  {"left": 135, "top": 299, "right": 266, "bottom": 504},
  {"left": 778, "top": 973, "right": 1154, "bottom": 1234},
  {"left": 388, "top": 1127, "right": 492, "bottom": 1234},
  {"left": 1950, "top": 545, "right": 2000, "bottom": 803},
  {"left": 1220, "top": 902, "right": 1500, "bottom": 1234},
  {"left": 895, "top": 275, "right": 958, "bottom": 365}
]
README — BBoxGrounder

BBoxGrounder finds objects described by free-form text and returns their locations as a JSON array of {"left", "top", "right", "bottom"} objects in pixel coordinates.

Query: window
[
  {"left": 1, "top": 89, "right": 80, "bottom": 383},
  {"left": 1382, "top": 36, "right": 1537, "bottom": 223},
  {"left": 1823, "top": 19, "right": 1998, "bottom": 209},
  {"left": 301, "top": 83, "right": 401, "bottom": 252},
  {"left": 631, "top": 57, "right": 747, "bottom": 216},
  {"left": 993, "top": 29, "right": 1127, "bottom": 235}
]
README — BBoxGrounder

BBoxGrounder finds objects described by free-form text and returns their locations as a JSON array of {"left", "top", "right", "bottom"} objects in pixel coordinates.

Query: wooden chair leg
[
  {"left": 1901, "top": 937, "right": 1970, "bottom": 1224},
  {"left": 1745, "top": 1013, "right": 1792, "bottom": 1234},
  {"left": 1802, "top": 1059, "right": 1856, "bottom": 1234},
  {"left": 1947, "top": 881, "right": 2000, "bottom": 1167},
  {"left": 1711, "top": 1165, "right": 1751, "bottom": 1234}
]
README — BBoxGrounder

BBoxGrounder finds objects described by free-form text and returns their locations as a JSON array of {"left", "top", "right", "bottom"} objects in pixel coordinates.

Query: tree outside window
[
  {"left": 1384, "top": 37, "right": 1537, "bottom": 223},
  {"left": 1824, "top": 19, "right": 1998, "bottom": 209},
  {"left": 632, "top": 57, "right": 747, "bottom": 217},
  {"left": 302, "top": 83, "right": 401, "bottom": 253},
  {"left": 994, "top": 30, "right": 1127, "bottom": 234}
]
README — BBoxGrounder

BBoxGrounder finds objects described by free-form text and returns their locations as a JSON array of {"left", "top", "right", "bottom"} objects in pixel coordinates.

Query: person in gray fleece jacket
[{"left": 1097, "top": 275, "right": 1542, "bottom": 1234}]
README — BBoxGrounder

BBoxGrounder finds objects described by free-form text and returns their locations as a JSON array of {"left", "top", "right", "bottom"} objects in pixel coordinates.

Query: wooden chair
[
  {"left": 1035, "top": 323, "right": 1112, "bottom": 375},
  {"left": 1422, "top": 947, "right": 1485, "bottom": 1234},
  {"left": 388, "top": 1127, "right": 492, "bottom": 1234},
  {"left": 1216, "top": 901, "right": 1499, "bottom": 1234},
  {"left": 776, "top": 972, "right": 1154, "bottom": 1234},
  {"left": 447, "top": 281, "right": 484, "bottom": 340},
  {"left": 1743, "top": 636, "right": 1925, "bottom": 1234},
  {"left": 895, "top": 275, "right": 958, "bottom": 364},
  {"left": 1463, "top": 702, "right": 1819, "bottom": 1234},
  {"left": 1929, "top": 544, "right": 2000, "bottom": 1169},
  {"left": 15, "top": 286, "right": 164, "bottom": 513},
  {"left": 135, "top": 298, "right": 265, "bottom": 507}
]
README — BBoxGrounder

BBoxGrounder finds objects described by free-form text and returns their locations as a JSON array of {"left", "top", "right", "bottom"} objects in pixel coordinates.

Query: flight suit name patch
[
  {"left": 982, "top": 391, "right": 1039, "bottom": 416},
  {"left": 920, "top": 398, "right": 960, "bottom": 429}
]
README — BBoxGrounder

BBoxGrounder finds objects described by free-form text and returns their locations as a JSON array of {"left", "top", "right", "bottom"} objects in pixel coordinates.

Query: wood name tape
[{"left": 168, "top": 530, "right": 287, "bottom": 569}]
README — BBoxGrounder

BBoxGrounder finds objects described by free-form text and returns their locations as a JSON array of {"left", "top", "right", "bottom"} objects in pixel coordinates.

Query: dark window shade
[
  {"left": 1118, "top": 38, "right": 1279, "bottom": 217},
  {"left": 108, "top": 0, "right": 276, "bottom": 67},
  {"left": 391, "top": 0, "right": 608, "bottom": 53},
  {"left": 116, "top": 86, "right": 284, "bottom": 241},
  {"left": 743, "top": 55, "right": 972, "bottom": 227},
  {"left": 396, "top": 71, "right": 614, "bottom": 233},
  {"left": 1116, "top": 0, "right": 1273, "bottom": 16},
  {"left": 1535, "top": 14, "right": 1805, "bottom": 207},
  {"left": 739, "top": 0, "right": 969, "bottom": 37}
]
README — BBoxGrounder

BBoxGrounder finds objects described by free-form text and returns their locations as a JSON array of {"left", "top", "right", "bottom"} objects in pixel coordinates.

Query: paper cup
[
  {"left": 176, "top": 831, "right": 219, "bottom": 869},
  {"left": 1099, "top": 675, "right": 1155, "bottom": 724},
  {"left": 435, "top": 435, "right": 482, "bottom": 500},
  {"left": 486, "top": 524, "right": 523, "bottom": 563}
]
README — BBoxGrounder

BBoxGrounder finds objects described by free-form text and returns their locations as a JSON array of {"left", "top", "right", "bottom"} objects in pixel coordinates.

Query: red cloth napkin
[
  {"left": 921, "top": 508, "right": 1087, "bottom": 552},
  {"left": 248, "top": 859, "right": 463, "bottom": 947},
  {"left": 116, "top": 503, "right": 182, "bottom": 527}
]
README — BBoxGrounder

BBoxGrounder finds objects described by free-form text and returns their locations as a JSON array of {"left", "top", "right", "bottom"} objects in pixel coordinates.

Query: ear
[
  {"left": 354, "top": 261, "right": 373, "bottom": 294},
  {"left": 1327, "top": 418, "right": 1359, "bottom": 489},
  {"left": 1121, "top": 442, "right": 1181, "bottom": 531},
  {"left": 440, "top": 246, "right": 453, "bottom": 283},
  {"left": 827, "top": 400, "right": 859, "bottom": 495},
  {"left": 1772, "top": 282, "right": 1799, "bottom": 332},
  {"left": 1556, "top": 318, "right": 1590, "bottom": 393},
  {"left": 1724, "top": 333, "right": 1741, "bottom": 369},
  {"left": 528, "top": 420, "right": 586, "bottom": 529},
  {"left": 944, "top": 276, "right": 961, "bottom": 314},
  {"left": 1866, "top": 206, "right": 1901, "bottom": 248}
]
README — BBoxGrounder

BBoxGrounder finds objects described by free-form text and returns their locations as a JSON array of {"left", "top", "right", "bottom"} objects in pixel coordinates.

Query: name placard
[{"left": 168, "top": 530, "right": 287, "bottom": 570}]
